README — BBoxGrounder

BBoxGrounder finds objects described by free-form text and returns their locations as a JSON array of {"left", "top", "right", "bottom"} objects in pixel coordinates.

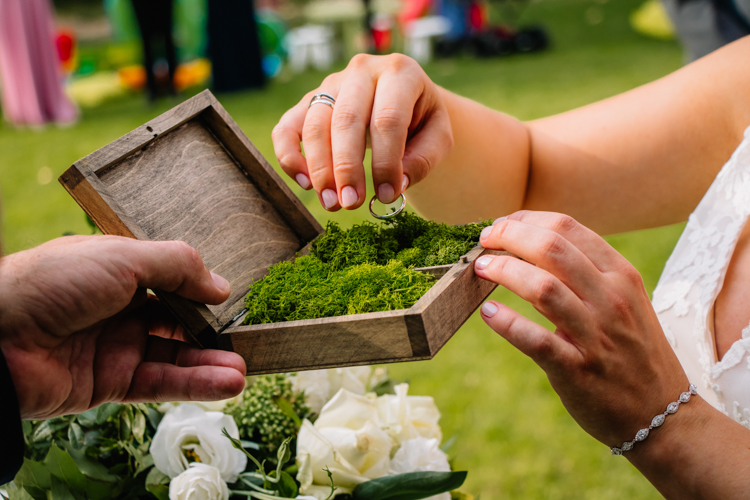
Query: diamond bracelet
[{"left": 611, "top": 384, "right": 698, "bottom": 455}]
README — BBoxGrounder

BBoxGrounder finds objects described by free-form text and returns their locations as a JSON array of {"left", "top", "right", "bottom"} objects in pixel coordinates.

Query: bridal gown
[{"left": 653, "top": 126, "right": 750, "bottom": 426}]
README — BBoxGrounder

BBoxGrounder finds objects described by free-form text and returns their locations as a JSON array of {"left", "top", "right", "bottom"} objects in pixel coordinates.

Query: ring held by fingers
[
  {"left": 369, "top": 193, "right": 406, "bottom": 219},
  {"left": 309, "top": 93, "right": 336, "bottom": 109}
]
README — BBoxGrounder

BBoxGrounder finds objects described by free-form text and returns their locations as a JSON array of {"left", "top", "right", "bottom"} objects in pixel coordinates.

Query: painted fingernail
[
  {"left": 480, "top": 226, "right": 493, "bottom": 240},
  {"left": 211, "top": 272, "right": 230, "bottom": 293},
  {"left": 475, "top": 255, "right": 494, "bottom": 270},
  {"left": 296, "top": 173, "right": 311, "bottom": 190},
  {"left": 341, "top": 186, "right": 358, "bottom": 208},
  {"left": 322, "top": 189, "right": 338, "bottom": 209},
  {"left": 481, "top": 302, "right": 498, "bottom": 317},
  {"left": 402, "top": 174, "right": 410, "bottom": 192},
  {"left": 492, "top": 216, "right": 508, "bottom": 226},
  {"left": 378, "top": 183, "right": 395, "bottom": 203}
]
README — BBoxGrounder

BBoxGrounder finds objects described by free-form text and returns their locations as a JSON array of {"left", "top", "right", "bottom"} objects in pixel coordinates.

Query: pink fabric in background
[{"left": 0, "top": 0, "right": 78, "bottom": 126}]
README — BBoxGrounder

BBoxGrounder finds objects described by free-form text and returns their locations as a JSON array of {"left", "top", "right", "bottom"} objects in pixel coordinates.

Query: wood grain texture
[
  {"left": 97, "top": 120, "right": 303, "bottom": 325},
  {"left": 221, "top": 310, "right": 417, "bottom": 375},
  {"left": 202, "top": 102, "right": 323, "bottom": 243},
  {"left": 410, "top": 245, "right": 509, "bottom": 356}
]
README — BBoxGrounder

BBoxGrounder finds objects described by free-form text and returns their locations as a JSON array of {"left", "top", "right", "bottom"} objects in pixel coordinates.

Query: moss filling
[{"left": 243, "top": 211, "right": 490, "bottom": 325}]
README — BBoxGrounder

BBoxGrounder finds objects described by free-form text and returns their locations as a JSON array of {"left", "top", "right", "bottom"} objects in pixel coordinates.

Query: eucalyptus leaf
[
  {"left": 145, "top": 467, "right": 170, "bottom": 487},
  {"left": 50, "top": 476, "right": 76, "bottom": 500},
  {"left": 240, "top": 440, "right": 260, "bottom": 450},
  {"left": 95, "top": 403, "right": 121, "bottom": 425},
  {"left": 134, "top": 453, "right": 154, "bottom": 477},
  {"left": 145, "top": 407, "right": 163, "bottom": 430},
  {"left": 4, "top": 484, "right": 34, "bottom": 500},
  {"left": 43, "top": 444, "right": 87, "bottom": 494},
  {"left": 352, "top": 471, "right": 467, "bottom": 500},
  {"left": 75, "top": 409, "right": 97, "bottom": 428},
  {"left": 12, "top": 458, "right": 50, "bottom": 499},
  {"left": 31, "top": 420, "right": 68, "bottom": 442},
  {"left": 67, "top": 423, "right": 84, "bottom": 450},
  {"left": 120, "top": 406, "right": 134, "bottom": 441},
  {"left": 59, "top": 442, "right": 118, "bottom": 482},
  {"left": 132, "top": 411, "right": 146, "bottom": 444}
]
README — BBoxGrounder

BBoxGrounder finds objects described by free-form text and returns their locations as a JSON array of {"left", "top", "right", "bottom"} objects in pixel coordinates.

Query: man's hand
[{"left": 0, "top": 235, "right": 246, "bottom": 420}]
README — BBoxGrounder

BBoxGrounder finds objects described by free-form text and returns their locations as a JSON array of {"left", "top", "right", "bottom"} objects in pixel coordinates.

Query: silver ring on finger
[
  {"left": 369, "top": 193, "right": 406, "bottom": 219},
  {"left": 309, "top": 93, "right": 336, "bottom": 109}
]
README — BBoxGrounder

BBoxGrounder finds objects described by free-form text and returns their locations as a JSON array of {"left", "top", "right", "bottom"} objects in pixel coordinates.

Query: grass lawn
[{"left": 0, "top": 0, "right": 687, "bottom": 497}]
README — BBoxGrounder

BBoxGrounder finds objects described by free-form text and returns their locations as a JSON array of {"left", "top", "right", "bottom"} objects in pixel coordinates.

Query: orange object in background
[
  {"left": 56, "top": 29, "right": 77, "bottom": 73},
  {"left": 469, "top": 1, "right": 488, "bottom": 31},
  {"left": 118, "top": 59, "right": 211, "bottom": 92},
  {"left": 118, "top": 65, "right": 147, "bottom": 90}
]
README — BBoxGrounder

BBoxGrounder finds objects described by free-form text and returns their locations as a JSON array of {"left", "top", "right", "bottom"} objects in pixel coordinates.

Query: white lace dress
[{"left": 652, "top": 126, "right": 750, "bottom": 427}]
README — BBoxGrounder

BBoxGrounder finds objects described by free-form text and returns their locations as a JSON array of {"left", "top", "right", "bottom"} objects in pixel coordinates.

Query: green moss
[{"left": 243, "top": 212, "right": 490, "bottom": 325}]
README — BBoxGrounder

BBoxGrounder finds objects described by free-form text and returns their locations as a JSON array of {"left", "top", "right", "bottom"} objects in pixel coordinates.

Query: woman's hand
[
  {"left": 0, "top": 235, "right": 247, "bottom": 420},
  {"left": 474, "top": 211, "right": 689, "bottom": 448},
  {"left": 272, "top": 54, "right": 453, "bottom": 211}
]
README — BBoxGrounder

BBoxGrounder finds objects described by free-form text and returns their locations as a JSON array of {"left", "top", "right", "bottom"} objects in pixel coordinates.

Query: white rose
[
  {"left": 390, "top": 438, "right": 450, "bottom": 474},
  {"left": 169, "top": 463, "right": 229, "bottom": 500},
  {"left": 151, "top": 404, "right": 247, "bottom": 483},
  {"left": 291, "top": 367, "right": 372, "bottom": 414},
  {"left": 376, "top": 384, "right": 442, "bottom": 445},
  {"left": 390, "top": 438, "right": 451, "bottom": 500},
  {"left": 296, "top": 389, "right": 394, "bottom": 498}
]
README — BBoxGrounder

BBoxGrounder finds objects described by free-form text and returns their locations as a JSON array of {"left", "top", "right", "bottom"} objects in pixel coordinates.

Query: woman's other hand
[
  {"left": 272, "top": 54, "right": 453, "bottom": 211},
  {"left": 475, "top": 211, "right": 688, "bottom": 447}
]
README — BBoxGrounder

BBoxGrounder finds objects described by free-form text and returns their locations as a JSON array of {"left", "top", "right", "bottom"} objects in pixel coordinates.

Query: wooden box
[{"left": 59, "top": 90, "right": 499, "bottom": 375}]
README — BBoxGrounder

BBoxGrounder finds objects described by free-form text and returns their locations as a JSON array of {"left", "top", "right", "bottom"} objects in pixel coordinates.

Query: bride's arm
[
  {"left": 474, "top": 211, "right": 750, "bottom": 498},
  {"left": 409, "top": 35, "right": 750, "bottom": 233},
  {"left": 273, "top": 37, "right": 750, "bottom": 234}
]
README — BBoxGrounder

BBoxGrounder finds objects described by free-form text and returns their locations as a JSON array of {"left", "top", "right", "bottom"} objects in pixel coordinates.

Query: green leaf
[
  {"left": 266, "top": 470, "right": 298, "bottom": 497},
  {"left": 120, "top": 406, "right": 134, "bottom": 441},
  {"left": 12, "top": 458, "right": 50, "bottom": 499},
  {"left": 95, "top": 403, "right": 121, "bottom": 425},
  {"left": 59, "top": 442, "right": 118, "bottom": 483},
  {"left": 134, "top": 453, "right": 154, "bottom": 477},
  {"left": 352, "top": 471, "right": 468, "bottom": 500},
  {"left": 273, "top": 397, "right": 302, "bottom": 427},
  {"left": 132, "top": 410, "right": 146, "bottom": 444},
  {"left": 145, "top": 467, "right": 170, "bottom": 500},
  {"left": 67, "top": 424, "right": 84, "bottom": 450},
  {"left": 31, "top": 420, "right": 68, "bottom": 443},
  {"left": 50, "top": 476, "right": 76, "bottom": 500},
  {"left": 5, "top": 484, "right": 35, "bottom": 500},
  {"left": 144, "top": 407, "right": 163, "bottom": 430},
  {"left": 43, "top": 444, "right": 87, "bottom": 494}
]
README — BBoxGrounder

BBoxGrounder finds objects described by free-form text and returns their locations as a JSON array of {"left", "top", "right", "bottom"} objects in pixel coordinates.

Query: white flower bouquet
[{"left": 5, "top": 368, "right": 471, "bottom": 500}]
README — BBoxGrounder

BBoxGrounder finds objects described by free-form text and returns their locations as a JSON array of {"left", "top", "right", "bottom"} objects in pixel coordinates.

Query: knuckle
[
  {"left": 386, "top": 53, "right": 415, "bottom": 71},
  {"left": 530, "top": 333, "right": 555, "bottom": 360},
  {"left": 550, "top": 214, "right": 578, "bottom": 235},
  {"left": 331, "top": 106, "right": 361, "bottom": 132},
  {"left": 347, "top": 53, "right": 371, "bottom": 69},
  {"left": 302, "top": 120, "right": 328, "bottom": 141},
  {"left": 372, "top": 108, "right": 405, "bottom": 134},
  {"left": 539, "top": 233, "right": 567, "bottom": 257},
  {"left": 534, "top": 275, "right": 559, "bottom": 305},
  {"left": 332, "top": 158, "right": 362, "bottom": 176}
]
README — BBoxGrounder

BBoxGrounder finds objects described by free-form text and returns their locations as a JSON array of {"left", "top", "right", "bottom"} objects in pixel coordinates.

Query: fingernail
[
  {"left": 341, "top": 186, "right": 358, "bottom": 208},
  {"left": 296, "top": 173, "right": 311, "bottom": 190},
  {"left": 480, "top": 226, "right": 493, "bottom": 240},
  {"left": 378, "top": 183, "right": 395, "bottom": 203},
  {"left": 402, "top": 174, "right": 410, "bottom": 192},
  {"left": 211, "top": 272, "right": 230, "bottom": 293},
  {"left": 481, "top": 302, "right": 498, "bottom": 317},
  {"left": 492, "top": 216, "right": 508, "bottom": 226},
  {"left": 475, "top": 255, "right": 494, "bottom": 270},
  {"left": 322, "top": 189, "right": 338, "bottom": 209}
]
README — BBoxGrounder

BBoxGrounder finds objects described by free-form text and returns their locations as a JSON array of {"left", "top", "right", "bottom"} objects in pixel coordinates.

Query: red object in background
[
  {"left": 371, "top": 14, "right": 393, "bottom": 53},
  {"left": 469, "top": 1, "right": 488, "bottom": 31},
  {"left": 56, "top": 29, "right": 77, "bottom": 73}
]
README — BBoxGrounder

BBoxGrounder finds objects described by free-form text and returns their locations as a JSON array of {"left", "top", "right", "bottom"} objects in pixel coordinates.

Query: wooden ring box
[{"left": 59, "top": 90, "right": 501, "bottom": 375}]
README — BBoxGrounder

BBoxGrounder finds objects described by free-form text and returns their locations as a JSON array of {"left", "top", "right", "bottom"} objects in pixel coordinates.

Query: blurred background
[{"left": 0, "top": 0, "right": 737, "bottom": 496}]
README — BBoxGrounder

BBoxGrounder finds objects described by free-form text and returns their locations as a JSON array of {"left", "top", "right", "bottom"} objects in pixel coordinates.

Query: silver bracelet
[{"left": 611, "top": 384, "right": 698, "bottom": 455}]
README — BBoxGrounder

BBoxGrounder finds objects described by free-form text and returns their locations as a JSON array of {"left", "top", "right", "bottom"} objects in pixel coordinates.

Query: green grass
[{"left": 0, "top": 0, "right": 685, "bottom": 497}]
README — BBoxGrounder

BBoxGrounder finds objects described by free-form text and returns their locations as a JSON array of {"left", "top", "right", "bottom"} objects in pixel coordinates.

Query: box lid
[{"left": 59, "top": 90, "right": 323, "bottom": 347}]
